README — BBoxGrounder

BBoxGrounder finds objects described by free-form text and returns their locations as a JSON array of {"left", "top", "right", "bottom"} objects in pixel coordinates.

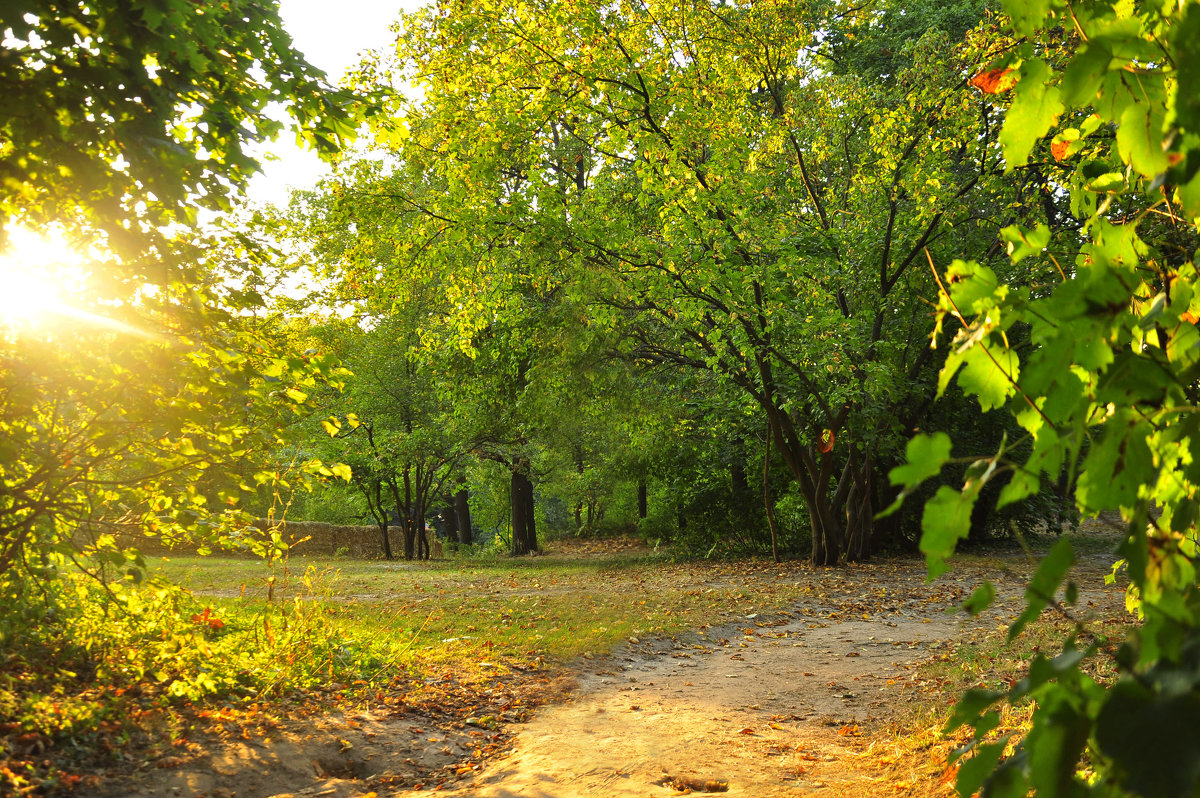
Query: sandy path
[{"left": 429, "top": 609, "right": 985, "bottom": 797}]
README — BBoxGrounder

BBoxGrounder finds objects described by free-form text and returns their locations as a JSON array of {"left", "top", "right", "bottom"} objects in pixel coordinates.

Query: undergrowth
[
  {"left": 0, "top": 561, "right": 390, "bottom": 795},
  {"left": 2, "top": 546, "right": 811, "bottom": 794}
]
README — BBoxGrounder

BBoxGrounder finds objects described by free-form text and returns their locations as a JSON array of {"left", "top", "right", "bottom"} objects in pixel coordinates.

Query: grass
[
  {"left": 5, "top": 529, "right": 1131, "bottom": 796},
  {"left": 151, "top": 550, "right": 817, "bottom": 674}
]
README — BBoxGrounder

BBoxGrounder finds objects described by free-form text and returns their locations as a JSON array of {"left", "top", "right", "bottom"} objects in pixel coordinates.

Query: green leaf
[
  {"left": 955, "top": 739, "right": 1008, "bottom": 798},
  {"left": 945, "top": 261, "right": 1004, "bottom": 314},
  {"left": 1009, "top": 538, "right": 1074, "bottom": 640},
  {"left": 1118, "top": 101, "right": 1168, "bottom": 178},
  {"left": 879, "top": 433, "right": 952, "bottom": 518},
  {"left": 1096, "top": 682, "right": 1200, "bottom": 798},
  {"left": 997, "top": 468, "right": 1038, "bottom": 510},
  {"left": 1027, "top": 690, "right": 1090, "bottom": 797},
  {"left": 1001, "top": 224, "right": 1051, "bottom": 264},
  {"left": 889, "top": 432, "right": 953, "bottom": 489},
  {"left": 1000, "top": 0, "right": 1053, "bottom": 37},
  {"left": 962, "top": 580, "right": 996, "bottom": 616},
  {"left": 1174, "top": 5, "right": 1200, "bottom": 134},
  {"left": 1077, "top": 421, "right": 1154, "bottom": 511},
  {"left": 921, "top": 486, "right": 980, "bottom": 578},
  {"left": 1000, "top": 60, "right": 1064, "bottom": 170},
  {"left": 1085, "top": 171, "right": 1127, "bottom": 192},
  {"left": 956, "top": 345, "right": 1020, "bottom": 412}
]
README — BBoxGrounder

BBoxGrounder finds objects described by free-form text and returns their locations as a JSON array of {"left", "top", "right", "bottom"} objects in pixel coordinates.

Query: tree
[
  {"left": 887, "top": 0, "right": 1200, "bottom": 794},
  {"left": 312, "top": 311, "right": 469, "bottom": 561},
  {"left": 1, "top": 2, "right": 358, "bottom": 586},
  {"left": 361, "top": 0, "right": 1033, "bottom": 564}
]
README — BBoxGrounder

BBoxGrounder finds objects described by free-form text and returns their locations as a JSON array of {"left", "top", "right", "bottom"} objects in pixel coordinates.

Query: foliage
[
  {"left": 0, "top": 317, "right": 346, "bottom": 573},
  {"left": 339, "top": 0, "right": 1058, "bottom": 565},
  {"left": 0, "top": 1, "right": 372, "bottom": 788},
  {"left": 887, "top": 0, "right": 1200, "bottom": 794},
  {"left": 0, "top": 563, "right": 385, "bottom": 787},
  {"left": 0, "top": 0, "right": 364, "bottom": 569},
  {"left": 309, "top": 314, "right": 470, "bottom": 560},
  {"left": 0, "top": 0, "right": 361, "bottom": 262}
]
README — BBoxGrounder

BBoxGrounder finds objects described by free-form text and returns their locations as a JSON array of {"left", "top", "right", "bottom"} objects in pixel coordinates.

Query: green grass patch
[{"left": 152, "top": 552, "right": 811, "bottom": 669}]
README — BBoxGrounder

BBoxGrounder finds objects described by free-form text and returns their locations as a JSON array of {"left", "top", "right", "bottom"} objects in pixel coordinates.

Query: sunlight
[
  {"left": 0, "top": 227, "right": 152, "bottom": 337},
  {"left": 0, "top": 227, "right": 89, "bottom": 329}
]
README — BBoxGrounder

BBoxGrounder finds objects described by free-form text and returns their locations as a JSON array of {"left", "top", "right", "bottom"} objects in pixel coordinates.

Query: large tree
[{"left": 348, "top": 0, "right": 1038, "bottom": 563}]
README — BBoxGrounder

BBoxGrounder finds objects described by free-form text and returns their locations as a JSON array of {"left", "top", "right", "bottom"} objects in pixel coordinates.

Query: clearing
[{"left": 100, "top": 529, "right": 1127, "bottom": 798}]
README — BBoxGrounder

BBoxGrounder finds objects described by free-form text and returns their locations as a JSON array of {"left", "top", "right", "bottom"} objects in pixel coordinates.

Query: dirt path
[
  {"left": 428, "top": 578, "right": 1012, "bottom": 798},
  {"left": 107, "top": 551, "right": 1125, "bottom": 798}
]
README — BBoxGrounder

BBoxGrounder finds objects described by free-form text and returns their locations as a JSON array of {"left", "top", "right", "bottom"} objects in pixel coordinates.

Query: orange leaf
[
  {"left": 970, "top": 67, "right": 1016, "bottom": 94},
  {"left": 738, "top": 727, "right": 756, "bottom": 735},
  {"left": 837, "top": 724, "right": 860, "bottom": 736},
  {"left": 1051, "top": 140, "right": 1071, "bottom": 161}
]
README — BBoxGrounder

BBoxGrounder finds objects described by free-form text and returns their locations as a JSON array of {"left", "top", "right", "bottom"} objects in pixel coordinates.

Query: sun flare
[{"left": 0, "top": 227, "right": 90, "bottom": 329}]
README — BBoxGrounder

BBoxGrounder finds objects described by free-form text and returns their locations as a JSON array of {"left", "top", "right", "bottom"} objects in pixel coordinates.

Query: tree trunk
[
  {"left": 367, "top": 478, "right": 394, "bottom": 560},
  {"left": 511, "top": 465, "right": 535, "bottom": 555},
  {"left": 380, "top": 522, "right": 393, "bottom": 560},
  {"left": 763, "top": 407, "right": 851, "bottom": 566},
  {"left": 574, "top": 447, "right": 586, "bottom": 531},
  {"left": 731, "top": 447, "right": 749, "bottom": 500},
  {"left": 455, "top": 487, "right": 473, "bottom": 545},
  {"left": 416, "top": 495, "right": 429, "bottom": 560},
  {"left": 391, "top": 470, "right": 417, "bottom": 560},
  {"left": 443, "top": 498, "right": 459, "bottom": 543},
  {"left": 763, "top": 422, "right": 780, "bottom": 563},
  {"left": 402, "top": 521, "right": 416, "bottom": 560},
  {"left": 525, "top": 482, "right": 538, "bottom": 552},
  {"left": 800, "top": 477, "right": 844, "bottom": 567},
  {"left": 637, "top": 479, "right": 647, "bottom": 519},
  {"left": 842, "top": 457, "right": 873, "bottom": 561}
]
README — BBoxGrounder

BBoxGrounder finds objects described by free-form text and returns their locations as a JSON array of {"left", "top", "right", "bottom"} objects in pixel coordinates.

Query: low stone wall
[
  {"left": 93, "top": 519, "right": 390, "bottom": 559},
  {"left": 248, "top": 519, "right": 386, "bottom": 558}
]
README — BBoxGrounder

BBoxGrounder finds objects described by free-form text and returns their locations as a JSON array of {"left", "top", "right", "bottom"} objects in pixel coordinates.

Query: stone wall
[
  {"left": 97, "top": 519, "right": 390, "bottom": 559},
  {"left": 247, "top": 519, "right": 387, "bottom": 558}
]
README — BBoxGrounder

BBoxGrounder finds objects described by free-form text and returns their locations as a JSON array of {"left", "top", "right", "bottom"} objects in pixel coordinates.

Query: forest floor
[{"left": 93, "top": 525, "right": 1128, "bottom": 798}]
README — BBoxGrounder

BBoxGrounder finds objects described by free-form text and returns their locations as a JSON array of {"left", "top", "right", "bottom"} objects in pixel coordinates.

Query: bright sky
[{"left": 246, "top": 0, "right": 427, "bottom": 207}]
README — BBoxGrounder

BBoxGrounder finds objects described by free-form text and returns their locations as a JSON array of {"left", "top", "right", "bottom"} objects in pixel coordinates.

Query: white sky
[{"left": 246, "top": 0, "right": 427, "bottom": 207}]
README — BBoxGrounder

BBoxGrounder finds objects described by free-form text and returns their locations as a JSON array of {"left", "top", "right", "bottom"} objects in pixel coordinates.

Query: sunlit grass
[{"left": 152, "top": 552, "right": 813, "bottom": 672}]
